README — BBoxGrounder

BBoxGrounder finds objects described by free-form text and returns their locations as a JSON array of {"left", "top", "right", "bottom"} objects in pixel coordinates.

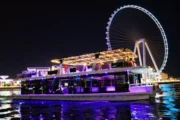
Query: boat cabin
[{"left": 20, "top": 48, "right": 145, "bottom": 94}]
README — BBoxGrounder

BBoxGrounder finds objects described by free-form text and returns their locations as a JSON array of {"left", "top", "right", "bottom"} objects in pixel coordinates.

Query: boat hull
[{"left": 13, "top": 92, "right": 152, "bottom": 101}]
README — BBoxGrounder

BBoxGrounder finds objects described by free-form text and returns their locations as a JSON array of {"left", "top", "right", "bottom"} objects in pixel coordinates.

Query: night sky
[{"left": 0, "top": 1, "right": 179, "bottom": 78}]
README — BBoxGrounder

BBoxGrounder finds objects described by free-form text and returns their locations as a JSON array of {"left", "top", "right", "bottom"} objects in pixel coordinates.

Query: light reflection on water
[
  {"left": 0, "top": 89, "right": 20, "bottom": 96},
  {"left": 0, "top": 84, "right": 180, "bottom": 120},
  {"left": 156, "top": 84, "right": 180, "bottom": 120}
]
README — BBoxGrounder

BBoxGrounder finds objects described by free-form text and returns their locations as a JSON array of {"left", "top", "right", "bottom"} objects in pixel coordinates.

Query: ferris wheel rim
[{"left": 106, "top": 5, "right": 168, "bottom": 72}]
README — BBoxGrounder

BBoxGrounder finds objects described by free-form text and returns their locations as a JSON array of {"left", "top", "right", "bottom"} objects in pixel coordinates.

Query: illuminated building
[{"left": 0, "top": 75, "right": 20, "bottom": 88}]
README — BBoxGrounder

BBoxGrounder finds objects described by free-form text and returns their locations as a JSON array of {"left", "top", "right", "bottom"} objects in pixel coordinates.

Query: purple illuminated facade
[{"left": 20, "top": 67, "right": 146, "bottom": 95}]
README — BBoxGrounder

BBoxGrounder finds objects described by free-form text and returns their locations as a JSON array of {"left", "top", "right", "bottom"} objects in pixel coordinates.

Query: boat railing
[{"left": 129, "top": 82, "right": 153, "bottom": 87}]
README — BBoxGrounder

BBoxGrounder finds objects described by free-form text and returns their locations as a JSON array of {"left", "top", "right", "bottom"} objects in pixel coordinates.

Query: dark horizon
[{"left": 0, "top": 1, "right": 179, "bottom": 78}]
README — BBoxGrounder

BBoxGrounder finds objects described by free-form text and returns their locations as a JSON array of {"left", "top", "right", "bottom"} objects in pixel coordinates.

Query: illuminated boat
[{"left": 14, "top": 48, "right": 154, "bottom": 101}]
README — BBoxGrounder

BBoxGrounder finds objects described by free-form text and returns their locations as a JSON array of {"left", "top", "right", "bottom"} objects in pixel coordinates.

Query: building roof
[{"left": 51, "top": 48, "right": 138, "bottom": 66}]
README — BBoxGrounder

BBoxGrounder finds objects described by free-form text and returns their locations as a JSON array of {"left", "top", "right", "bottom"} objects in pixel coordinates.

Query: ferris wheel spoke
[
  {"left": 110, "top": 33, "right": 130, "bottom": 40},
  {"left": 111, "top": 26, "right": 135, "bottom": 39},
  {"left": 113, "top": 23, "right": 141, "bottom": 39},
  {"left": 111, "top": 42, "right": 133, "bottom": 47}
]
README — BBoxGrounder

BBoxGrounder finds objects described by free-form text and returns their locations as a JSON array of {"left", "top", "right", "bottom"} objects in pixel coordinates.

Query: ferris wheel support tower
[{"left": 134, "top": 39, "right": 160, "bottom": 74}]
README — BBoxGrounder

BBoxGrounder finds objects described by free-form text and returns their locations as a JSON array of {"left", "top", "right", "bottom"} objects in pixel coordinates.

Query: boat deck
[{"left": 22, "top": 66, "right": 147, "bottom": 81}]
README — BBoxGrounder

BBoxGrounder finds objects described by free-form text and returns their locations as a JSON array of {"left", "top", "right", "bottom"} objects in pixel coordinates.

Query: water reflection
[
  {"left": 0, "top": 84, "right": 180, "bottom": 119},
  {"left": 156, "top": 84, "right": 180, "bottom": 120},
  {"left": 0, "top": 100, "right": 158, "bottom": 120},
  {"left": 0, "top": 89, "right": 20, "bottom": 96},
  {"left": 0, "top": 98, "right": 20, "bottom": 119}
]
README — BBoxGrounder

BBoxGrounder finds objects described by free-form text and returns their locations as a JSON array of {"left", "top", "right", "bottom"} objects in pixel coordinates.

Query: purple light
[
  {"left": 106, "top": 86, "right": 115, "bottom": 92},
  {"left": 86, "top": 74, "right": 88, "bottom": 76},
  {"left": 76, "top": 88, "right": 84, "bottom": 92},
  {"left": 105, "top": 72, "right": 108, "bottom": 74},
  {"left": 54, "top": 77, "right": 56, "bottom": 79},
  {"left": 91, "top": 87, "right": 99, "bottom": 92},
  {"left": 129, "top": 86, "right": 153, "bottom": 93}
]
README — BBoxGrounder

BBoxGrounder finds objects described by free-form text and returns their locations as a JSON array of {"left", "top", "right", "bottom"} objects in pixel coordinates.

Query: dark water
[{"left": 0, "top": 83, "right": 180, "bottom": 120}]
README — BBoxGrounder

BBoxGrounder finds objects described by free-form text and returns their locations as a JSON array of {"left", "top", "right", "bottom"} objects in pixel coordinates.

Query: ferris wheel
[{"left": 106, "top": 5, "right": 168, "bottom": 73}]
